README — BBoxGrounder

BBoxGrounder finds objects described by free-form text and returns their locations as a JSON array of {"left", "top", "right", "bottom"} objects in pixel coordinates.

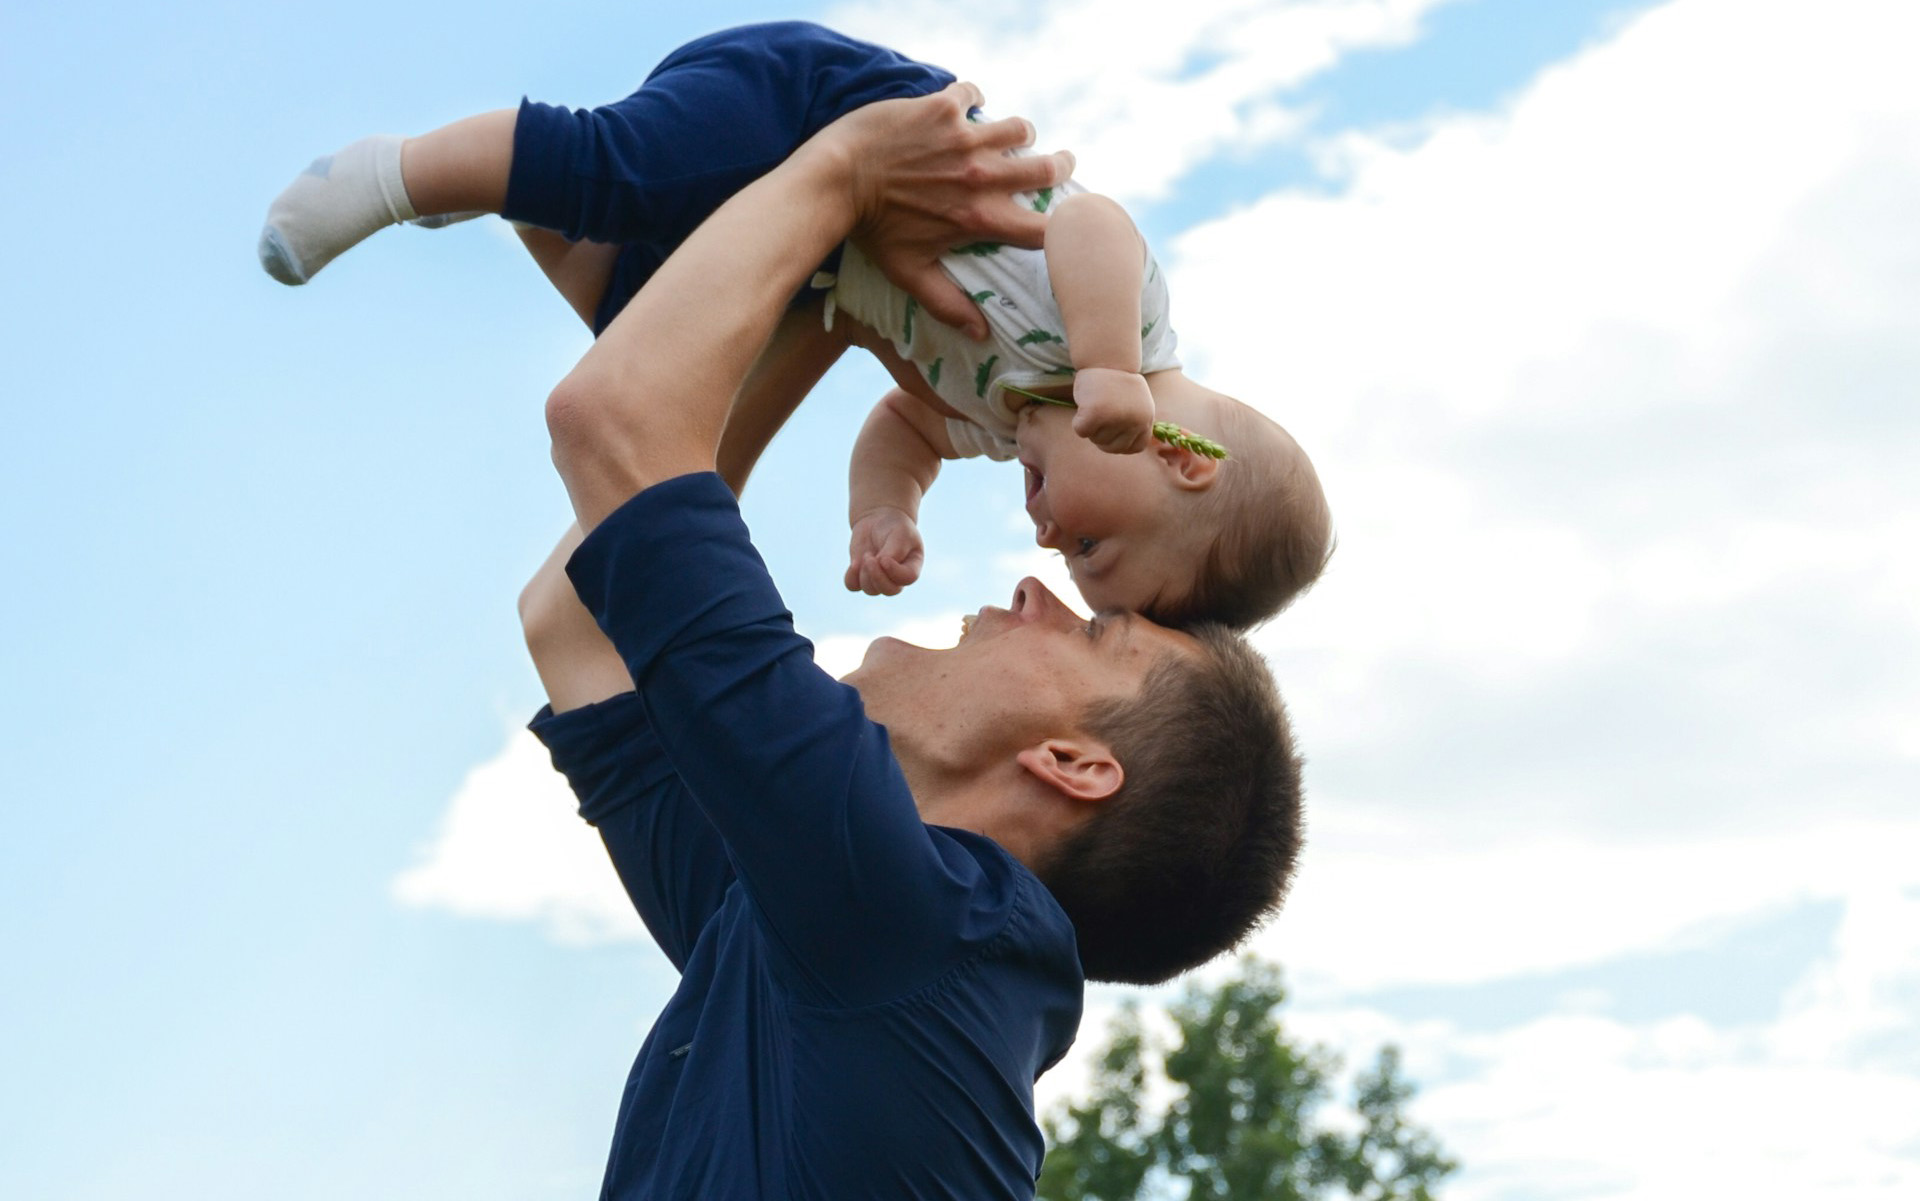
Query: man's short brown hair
[{"left": 1035, "top": 624, "right": 1303, "bottom": 984}]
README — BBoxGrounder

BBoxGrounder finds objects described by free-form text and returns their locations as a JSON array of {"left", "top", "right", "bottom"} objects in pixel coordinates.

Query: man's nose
[{"left": 1010, "top": 577, "right": 1074, "bottom": 624}]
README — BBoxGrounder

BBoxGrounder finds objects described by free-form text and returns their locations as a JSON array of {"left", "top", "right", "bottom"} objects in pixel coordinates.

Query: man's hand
[
  {"left": 811, "top": 81, "right": 1075, "bottom": 339},
  {"left": 1071, "top": 367, "right": 1156, "bottom": 454},
  {"left": 845, "top": 506, "right": 926, "bottom": 596}
]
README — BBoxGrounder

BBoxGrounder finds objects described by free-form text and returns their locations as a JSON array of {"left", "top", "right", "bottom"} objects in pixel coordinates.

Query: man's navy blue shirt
[{"left": 530, "top": 473, "right": 1084, "bottom": 1200}]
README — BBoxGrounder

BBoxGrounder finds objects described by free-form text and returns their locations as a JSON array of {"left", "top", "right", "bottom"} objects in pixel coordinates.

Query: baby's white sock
[
  {"left": 258, "top": 134, "right": 417, "bottom": 285},
  {"left": 408, "top": 210, "right": 484, "bottom": 229}
]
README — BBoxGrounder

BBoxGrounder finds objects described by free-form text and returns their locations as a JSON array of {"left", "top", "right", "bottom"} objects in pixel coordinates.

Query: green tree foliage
[{"left": 1039, "top": 959, "right": 1457, "bottom": 1201}]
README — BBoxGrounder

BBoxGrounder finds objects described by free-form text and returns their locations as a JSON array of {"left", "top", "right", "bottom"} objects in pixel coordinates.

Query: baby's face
[{"left": 1015, "top": 404, "right": 1206, "bottom": 616}]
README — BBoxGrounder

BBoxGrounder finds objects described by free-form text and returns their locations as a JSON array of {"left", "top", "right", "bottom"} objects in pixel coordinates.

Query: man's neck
[{"left": 900, "top": 754, "right": 1064, "bottom": 874}]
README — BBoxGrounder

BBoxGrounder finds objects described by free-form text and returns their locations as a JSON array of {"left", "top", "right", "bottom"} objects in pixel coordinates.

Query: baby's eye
[{"left": 1075, "top": 537, "right": 1099, "bottom": 558}]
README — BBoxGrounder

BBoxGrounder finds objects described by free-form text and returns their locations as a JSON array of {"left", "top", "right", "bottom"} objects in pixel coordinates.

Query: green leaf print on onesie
[
  {"left": 1016, "top": 329, "right": 1066, "bottom": 347},
  {"left": 974, "top": 355, "right": 1000, "bottom": 398},
  {"left": 951, "top": 242, "right": 1005, "bottom": 257},
  {"left": 903, "top": 296, "right": 918, "bottom": 343},
  {"left": 1031, "top": 187, "right": 1055, "bottom": 213},
  {"left": 927, "top": 358, "right": 943, "bottom": 387}
]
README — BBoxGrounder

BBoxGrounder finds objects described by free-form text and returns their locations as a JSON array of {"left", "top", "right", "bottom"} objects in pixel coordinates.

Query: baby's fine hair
[{"left": 1157, "top": 403, "right": 1333, "bottom": 631}]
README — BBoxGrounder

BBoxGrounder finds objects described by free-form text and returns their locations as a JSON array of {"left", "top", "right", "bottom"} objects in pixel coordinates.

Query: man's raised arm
[{"left": 541, "top": 81, "right": 1072, "bottom": 531}]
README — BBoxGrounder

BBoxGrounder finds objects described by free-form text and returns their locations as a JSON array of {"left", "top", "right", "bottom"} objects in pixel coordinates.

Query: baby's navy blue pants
[{"left": 502, "top": 21, "right": 954, "bottom": 334}]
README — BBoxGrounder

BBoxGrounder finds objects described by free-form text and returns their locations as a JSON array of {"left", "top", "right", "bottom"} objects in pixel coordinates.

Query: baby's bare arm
[
  {"left": 845, "top": 390, "right": 960, "bottom": 595},
  {"left": 1045, "top": 192, "right": 1155, "bottom": 454}
]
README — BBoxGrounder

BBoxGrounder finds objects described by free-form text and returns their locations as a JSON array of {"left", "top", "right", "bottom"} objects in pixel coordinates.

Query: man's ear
[
  {"left": 1156, "top": 437, "right": 1222, "bottom": 491},
  {"left": 1015, "top": 738, "right": 1124, "bottom": 803}
]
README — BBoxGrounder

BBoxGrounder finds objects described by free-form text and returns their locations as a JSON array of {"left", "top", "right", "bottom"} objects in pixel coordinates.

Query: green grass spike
[{"left": 998, "top": 383, "right": 1230, "bottom": 459}]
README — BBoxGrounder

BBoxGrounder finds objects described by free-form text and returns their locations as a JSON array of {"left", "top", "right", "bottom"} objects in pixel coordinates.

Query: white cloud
[
  {"left": 1278, "top": 884, "right": 1920, "bottom": 1201},
  {"left": 825, "top": 0, "right": 1460, "bottom": 202},
  {"left": 391, "top": 722, "right": 643, "bottom": 944},
  {"left": 1256, "top": 811, "right": 1920, "bottom": 995}
]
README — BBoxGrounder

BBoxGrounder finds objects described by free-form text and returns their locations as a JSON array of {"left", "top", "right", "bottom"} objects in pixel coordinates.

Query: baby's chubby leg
[
  {"left": 259, "top": 109, "right": 513, "bottom": 285},
  {"left": 514, "top": 226, "right": 620, "bottom": 330}
]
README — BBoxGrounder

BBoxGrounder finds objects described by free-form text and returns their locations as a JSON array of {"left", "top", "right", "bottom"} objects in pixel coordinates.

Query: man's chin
[{"left": 842, "top": 634, "right": 925, "bottom": 684}]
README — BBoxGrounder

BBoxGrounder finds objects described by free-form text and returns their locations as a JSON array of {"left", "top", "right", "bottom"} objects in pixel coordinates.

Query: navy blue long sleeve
[
  {"left": 529, "top": 693, "right": 731, "bottom": 970},
  {"left": 532, "top": 473, "right": 1083, "bottom": 1200}
]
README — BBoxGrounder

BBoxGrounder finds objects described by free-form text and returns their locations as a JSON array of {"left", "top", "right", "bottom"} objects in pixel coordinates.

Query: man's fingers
[
  {"left": 941, "top": 79, "right": 987, "bottom": 114},
  {"left": 966, "top": 151, "right": 1076, "bottom": 252},
  {"left": 969, "top": 201, "right": 1050, "bottom": 252},
  {"left": 970, "top": 113, "right": 1036, "bottom": 151},
  {"left": 1000, "top": 148, "right": 1074, "bottom": 193},
  {"left": 895, "top": 265, "right": 988, "bottom": 340}
]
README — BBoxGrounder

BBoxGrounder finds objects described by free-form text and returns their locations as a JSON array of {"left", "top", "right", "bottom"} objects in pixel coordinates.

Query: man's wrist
[{"left": 787, "top": 125, "right": 864, "bottom": 231}]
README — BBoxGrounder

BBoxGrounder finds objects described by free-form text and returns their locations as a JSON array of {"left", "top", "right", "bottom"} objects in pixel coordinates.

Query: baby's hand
[
  {"left": 1070, "top": 367, "right": 1155, "bottom": 454},
  {"left": 845, "top": 507, "right": 926, "bottom": 596}
]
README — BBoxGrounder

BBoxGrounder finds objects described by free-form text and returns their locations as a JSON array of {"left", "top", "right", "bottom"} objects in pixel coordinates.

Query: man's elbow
[
  {"left": 544, "top": 368, "right": 618, "bottom": 477},
  {"left": 516, "top": 572, "right": 552, "bottom": 641},
  {"left": 517, "top": 557, "right": 571, "bottom": 653}
]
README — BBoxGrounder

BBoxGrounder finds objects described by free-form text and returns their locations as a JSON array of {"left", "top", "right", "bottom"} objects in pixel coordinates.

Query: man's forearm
[
  {"left": 546, "top": 143, "right": 858, "bottom": 532},
  {"left": 519, "top": 524, "right": 636, "bottom": 714}
]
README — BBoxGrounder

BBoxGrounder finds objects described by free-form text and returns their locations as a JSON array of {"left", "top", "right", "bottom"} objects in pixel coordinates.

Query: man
[{"left": 518, "top": 85, "right": 1304, "bottom": 1198}]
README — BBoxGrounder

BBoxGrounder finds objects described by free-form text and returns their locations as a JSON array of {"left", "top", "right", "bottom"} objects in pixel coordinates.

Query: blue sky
[{"left": 6, "top": 2, "right": 1918, "bottom": 1199}]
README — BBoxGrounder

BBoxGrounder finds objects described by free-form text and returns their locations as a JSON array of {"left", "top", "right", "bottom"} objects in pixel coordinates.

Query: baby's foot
[{"left": 258, "top": 134, "right": 417, "bottom": 285}]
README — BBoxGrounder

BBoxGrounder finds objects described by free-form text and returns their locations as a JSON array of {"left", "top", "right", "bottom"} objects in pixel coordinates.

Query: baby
[{"left": 259, "top": 21, "right": 1332, "bottom": 629}]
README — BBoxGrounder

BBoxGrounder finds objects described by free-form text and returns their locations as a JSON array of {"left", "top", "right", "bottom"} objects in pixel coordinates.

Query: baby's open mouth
[{"left": 1024, "top": 465, "right": 1043, "bottom": 503}]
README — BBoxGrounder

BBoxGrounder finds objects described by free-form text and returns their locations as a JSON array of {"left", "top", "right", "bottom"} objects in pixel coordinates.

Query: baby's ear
[{"left": 1157, "top": 438, "right": 1222, "bottom": 491}]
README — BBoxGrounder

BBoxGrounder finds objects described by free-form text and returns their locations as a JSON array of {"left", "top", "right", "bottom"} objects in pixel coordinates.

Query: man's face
[{"left": 845, "top": 578, "right": 1200, "bottom": 764}]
